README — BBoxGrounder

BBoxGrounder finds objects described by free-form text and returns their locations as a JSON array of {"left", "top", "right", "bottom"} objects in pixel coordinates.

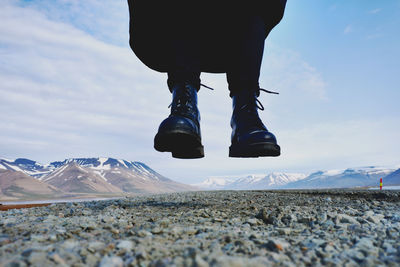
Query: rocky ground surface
[{"left": 0, "top": 190, "right": 400, "bottom": 267}]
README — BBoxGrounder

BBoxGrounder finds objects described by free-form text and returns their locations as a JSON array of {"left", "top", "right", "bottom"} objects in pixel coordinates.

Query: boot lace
[
  {"left": 240, "top": 88, "right": 279, "bottom": 111},
  {"left": 238, "top": 87, "right": 279, "bottom": 129},
  {"left": 169, "top": 84, "right": 193, "bottom": 115},
  {"left": 168, "top": 83, "right": 214, "bottom": 111}
]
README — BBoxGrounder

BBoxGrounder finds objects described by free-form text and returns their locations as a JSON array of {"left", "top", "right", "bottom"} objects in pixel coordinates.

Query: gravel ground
[{"left": 1, "top": 190, "right": 400, "bottom": 267}]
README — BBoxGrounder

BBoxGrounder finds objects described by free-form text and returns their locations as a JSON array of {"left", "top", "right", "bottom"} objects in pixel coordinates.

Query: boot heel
[
  {"left": 154, "top": 131, "right": 204, "bottom": 159},
  {"left": 229, "top": 142, "right": 280, "bottom": 158},
  {"left": 172, "top": 146, "right": 204, "bottom": 159}
]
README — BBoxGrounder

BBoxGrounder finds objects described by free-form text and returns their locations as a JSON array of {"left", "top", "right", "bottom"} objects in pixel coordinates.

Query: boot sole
[
  {"left": 154, "top": 130, "right": 204, "bottom": 159},
  {"left": 229, "top": 142, "right": 280, "bottom": 158}
]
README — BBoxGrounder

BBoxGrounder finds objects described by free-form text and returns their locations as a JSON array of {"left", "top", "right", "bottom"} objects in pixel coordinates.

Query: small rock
[
  {"left": 277, "top": 228, "right": 292, "bottom": 235},
  {"left": 88, "top": 241, "right": 105, "bottom": 253},
  {"left": 345, "top": 249, "right": 365, "bottom": 262},
  {"left": 49, "top": 253, "right": 66, "bottom": 265},
  {"left": 30, "top": 235, "right": 47, "bottom": 242},
  {"left": 159, "top": 219, "right": 170, "bottom": 228},
  {"left": 297, "top": 216, "right": 313, "bottom": 224},
  {"left": 194, "top": 255, "right": 209, "bottom": 267},
  {"left": 99, "top": 256, "right": 123, "bottom": 267},
  {"left": 246, "top": 218, "right": 260, "bottom": 226},
  {"left": 337, "top": 214, "right": 359, "bottom": 225},
  {"left": 366, "top": 214, "right": 384, "bottom": 224},
  {"left": 364, "top": 210, "right": 374, "bottom": 217},
  {"left": 382, "top": 242, "right": 397, "bottom": 254},
  {"left": 264, "top": 239, "right": 288, "bottom": 252},
  {"left": 117, "top": 240, "right": 134, "bottom": 251},
  {"left": 136, "top": 248, "right": 148, "bottom": 260},
  {"left": 61, "top": 239, "right": 79, "bottom": 250},
  {"left": 151, "top": 227, "right": 163, "bottom": 234},
  {"left": 137, "top": 229, "right": 152, "bottom": 237},
  {"left": 110, "top": 228, "right": 120, "bottom": 234},
  {"left": 391, "top": 214, "right": 400, "bottom": 222},
  {"left": 27, "top": 252, "right": 47, "bottom": 265},
  {"left": 21, "top": 249, "right": 35, "bottom": 257}
]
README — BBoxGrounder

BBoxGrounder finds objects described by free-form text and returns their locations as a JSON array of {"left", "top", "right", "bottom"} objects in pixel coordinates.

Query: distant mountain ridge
[
  {"left": 381, "top": 168, "right": 400, "bottom": 186},
  {"left": 0, "top": 157, "right": 195, "bottom": 199},
  {"left": 195, "top": 173, "right": 306, "bottom": 190},
  {"left": 195, "top": 166, "right": 399, "bottom": 190},
  {"left": 281, "top": 166, "right": 395, "bottom": 189}
]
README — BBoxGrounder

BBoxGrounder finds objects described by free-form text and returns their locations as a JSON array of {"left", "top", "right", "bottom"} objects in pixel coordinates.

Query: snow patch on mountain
[
  {"left": 195, "top": 172, "right": 307, "bottom": 190},
  {"left": 195, "top": 166, "right": 398, "bottom": 190},
  {"left": 282, "top": 166, "right": 396, "bottom": 189},
  {"left": 193, "top": 176, "right": 237, "bottom": 190}
]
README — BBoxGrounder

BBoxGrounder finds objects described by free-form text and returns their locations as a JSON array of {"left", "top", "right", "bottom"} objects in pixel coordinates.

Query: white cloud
[
  {"left": 368, "top": 8, "right": 382, "bottom": 14},
  {"left": 344, "top": 25, "right": 353, "bottom": 34}
]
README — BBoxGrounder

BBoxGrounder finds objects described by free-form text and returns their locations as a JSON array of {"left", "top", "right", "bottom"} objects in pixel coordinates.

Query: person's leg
[
  {"left": 226, "top": 14, "right": 281, "bottom": 158},
  {"left": 226, "top": 15, "right": 266, "bottom": 97},
  {"left": 167, "top": 34, "right": 201, "bottom": 91},
  {"left": 154, "top": 21, "right": 204, "bottom": 159}
]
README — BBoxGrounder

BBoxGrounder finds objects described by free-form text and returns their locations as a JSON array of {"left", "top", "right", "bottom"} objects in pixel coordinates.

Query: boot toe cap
[
  {"left": 234, "top": 129, "right": 278, "bottom": 145},
  {"left": 158, "top": 115, "right": 200, "bottom": 135}
]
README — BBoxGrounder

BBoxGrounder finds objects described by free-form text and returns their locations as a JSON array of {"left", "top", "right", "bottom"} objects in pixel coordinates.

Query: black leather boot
[
  {"left": 229, "top": 90, "right": 280, "bottom": 157},
  {"left": 154, "top": 82, "right": 204, "bottom": 159}
]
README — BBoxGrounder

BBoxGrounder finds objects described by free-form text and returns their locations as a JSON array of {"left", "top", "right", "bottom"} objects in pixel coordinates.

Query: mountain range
[
  {"left": 0, "top": 157, "right": 194, "bottom": 200},
  {"left": 2, "top": 157, "right": 399, "bottom": 201},
  {"left": 195, "top": 166, "right": 400, "bottom": 190}
]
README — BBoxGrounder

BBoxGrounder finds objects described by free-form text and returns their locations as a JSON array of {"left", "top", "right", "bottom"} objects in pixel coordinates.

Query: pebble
[
  {"left": 366, "top": 214, "right": 384, "bottom": 224},
  {"left": 0, "top": 190, "right": 399, "bottom": 266},
  {"left": 88, "top": 241, "right": 105, "bottom": 252},
  {"left": 99, "top": 256, "right": 123, "bottom": 267},
  {"left": 116, "top": 240, "right": 133, "bottom": 251},
  {"left": 336, "top": 214, "right": 359, "bottom": 225}
]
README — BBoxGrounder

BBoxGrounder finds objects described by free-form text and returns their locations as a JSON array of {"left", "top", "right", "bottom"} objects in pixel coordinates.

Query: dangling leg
[
  {"left": 154, "top": 19, "right": 204, "bottom": 159},
  {"left": 227, "top": 14, "right": 280, "bottom": 157}
]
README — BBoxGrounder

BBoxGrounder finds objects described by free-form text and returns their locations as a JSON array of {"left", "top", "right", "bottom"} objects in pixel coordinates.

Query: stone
[
  {"left": 337, "top": 214, "right": 359, "bottom": 225},
  {"left": 117, "top": 240, "right": 134, "bottom": 251},
  {"left": 99, "top": 256, "right": 123, "bottom": 267},
  {"left": 159, "top": 219, "right": 170, "bottom": 228},
  {"left": 194, "top": 255, "right": 209, "bottom": 267},
  {"left": 246, "top": 218, "right": 260, "bottom": 226},
  {"left": 27, "top": 252, "right": 47, "bottom": 265},
  {"left": 151, "top": 227, "right": 163, "bottom": 234},
  {"left": 277, "top": 228, "right": 292, "bottom": 235},
  {"left": 137, "top": 230, "right": 152, "bottom": 237},
  {"left": 88, "top": 241, "right": 106, "bottom": 252},
  {"left": 61, "top": 239, "right": 79, "bottom": 250},
  {"left": 366, "top": 214, "right": 384, "bottom": 224},
  {"left": 49, "top": 253, "right": 67, "bottom": 265}
]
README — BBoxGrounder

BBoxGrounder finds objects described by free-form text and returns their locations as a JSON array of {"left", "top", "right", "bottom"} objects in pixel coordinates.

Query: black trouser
[{"left": 167, "top": 14, "right": 267, "bottom": 97}]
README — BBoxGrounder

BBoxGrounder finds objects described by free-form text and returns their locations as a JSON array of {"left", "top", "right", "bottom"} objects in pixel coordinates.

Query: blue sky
[{"left": 1, "top": 0, "right": 399, "bottom": 183}]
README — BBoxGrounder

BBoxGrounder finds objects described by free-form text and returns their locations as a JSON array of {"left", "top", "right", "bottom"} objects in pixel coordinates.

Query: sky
[{"left": 1, "top": 0, "right": 399, "bottom": 184}]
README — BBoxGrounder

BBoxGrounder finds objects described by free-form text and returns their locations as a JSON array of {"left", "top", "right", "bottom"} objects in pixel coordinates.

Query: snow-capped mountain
[
  {"left": 46, "top": 157, "right": 169, "bottom": 182},
  {"left": 195, "top": 172, "right": 306, "bottom": 190},
  {"left": 193, "top": 177, "right": 237, "bottom": 190},
  {"left": 42, "top": 162, "right": 123, "bottom": 193},
  {"left": 1, "top": 157, "right": 194, "bottom": 195},
  {"left": 0, "top": 158, "right": 54, "bottom": 178},
  {"left": 282, "top": 166, "right": 396, "bottom": 189},
  {"left": 383, "top": 169, "right": 400, "bottom": 186},
  {"left": 229, "top": 172, "right": 307, "bottom": 190},
  {"left": 195, "top": 166, "right": 398, "bottom": 190}
]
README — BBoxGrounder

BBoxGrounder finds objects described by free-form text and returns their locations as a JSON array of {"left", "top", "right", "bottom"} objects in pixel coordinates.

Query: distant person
[{"left": 127, "top": 1, "right": 286, "bottom": 159}]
